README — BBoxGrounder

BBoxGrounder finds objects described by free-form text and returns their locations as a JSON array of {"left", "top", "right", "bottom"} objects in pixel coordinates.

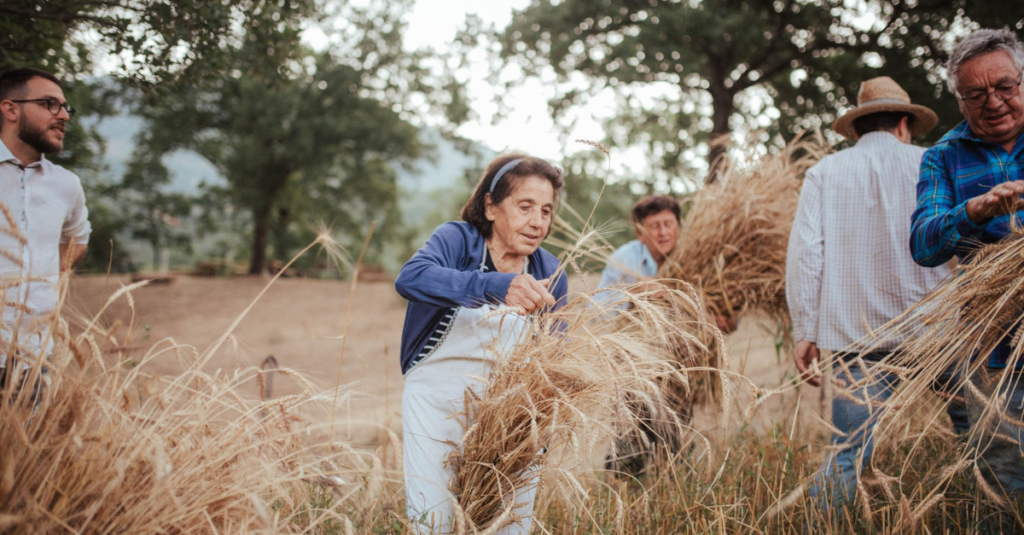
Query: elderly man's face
[
  {"left": 957, "top": 50, "right": 1024, "bottom": 148},
  {"left": 636, "top": 209, "right": 679, "bottom": 264}
]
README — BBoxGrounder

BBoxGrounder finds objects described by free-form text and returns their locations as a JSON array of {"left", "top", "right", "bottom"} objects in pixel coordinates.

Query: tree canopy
[
  {"left": 0, "top": 0, "right": 318, "bottom": 87},
  {"left": 499, "top": 0, "right": 1024, "bottom": 183},
  {"left": 136, "top": 44, "right": 425, "bottom": 273}
]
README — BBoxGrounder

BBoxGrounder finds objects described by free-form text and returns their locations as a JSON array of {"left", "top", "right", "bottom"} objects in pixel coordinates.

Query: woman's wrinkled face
[{"left": 485, "top": 175, "right": 556, "bottom": 257}]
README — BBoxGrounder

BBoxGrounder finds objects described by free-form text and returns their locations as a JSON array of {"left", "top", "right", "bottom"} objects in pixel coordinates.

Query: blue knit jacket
[{"left": 394, "top": 221, "right": 569, "bottom": 374}]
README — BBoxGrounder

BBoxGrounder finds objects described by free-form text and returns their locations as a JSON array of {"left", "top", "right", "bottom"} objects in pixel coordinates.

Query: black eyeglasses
[
  {"left": 7, "top": 97, "right": 76, "bottom": 118},
  {"left": 957, "top": 71, "right": 1023, "bottom": 108}
]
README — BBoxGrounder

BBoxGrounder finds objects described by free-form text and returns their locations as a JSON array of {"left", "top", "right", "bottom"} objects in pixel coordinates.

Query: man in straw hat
[
  {"left": 911, "top": 28, "right": 1024, "bottom": 500},
  {"left": 787, "top": 76, "right": 968, "bottom": 512}
]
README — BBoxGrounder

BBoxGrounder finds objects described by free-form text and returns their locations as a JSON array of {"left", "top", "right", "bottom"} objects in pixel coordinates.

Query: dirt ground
[{"left": 66, "top": 274, "right": 827, "bottom": 452}]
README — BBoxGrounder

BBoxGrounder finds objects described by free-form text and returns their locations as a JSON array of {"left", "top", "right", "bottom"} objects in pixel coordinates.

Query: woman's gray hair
[{"left": 947, "top": 28, "right": 1024, "bottom": 95}]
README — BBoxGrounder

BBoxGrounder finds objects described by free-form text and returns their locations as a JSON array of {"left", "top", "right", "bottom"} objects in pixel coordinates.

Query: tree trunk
[
  {"left": 249, "top": 202, "right": 272, "bottom": 275},
  {"left": 704, "top": 60, "right": 736, "bottom": 185},
  {"left": 705, "top": 93, "right": 734, "bottom": 185},
  {"left": 149, "top": 217, "right": 161, "bottom": 269}
]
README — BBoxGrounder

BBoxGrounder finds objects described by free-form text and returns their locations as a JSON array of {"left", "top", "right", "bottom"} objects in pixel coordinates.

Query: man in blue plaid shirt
[{"left": 910, "top": 28, "right": 1024, "bottom": 500}]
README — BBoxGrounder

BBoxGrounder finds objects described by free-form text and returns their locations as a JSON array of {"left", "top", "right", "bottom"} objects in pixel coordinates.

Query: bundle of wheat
[
  {"left": 865, "top": 221, "right": 1024, "bottom": 473},
  {"left": 659, "top": 133, "right": 831, "bottom": 328},
  {"left": 0, "top": 279, "right": 379, "bottom": 534},
  {"left": 0, "top": 213, "right": 372, "bottom": 533},
  {"left": 444, "top": 271, "right": 725, "bottom": 532}
]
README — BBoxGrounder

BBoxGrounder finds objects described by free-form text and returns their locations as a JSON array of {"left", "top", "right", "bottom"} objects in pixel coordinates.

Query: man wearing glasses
[
  {"left": 0, "top": 68, "right": 90, "bottom": 399},
  {"left": 911, "top": 29, "right": 1024, "bottom": 501}
]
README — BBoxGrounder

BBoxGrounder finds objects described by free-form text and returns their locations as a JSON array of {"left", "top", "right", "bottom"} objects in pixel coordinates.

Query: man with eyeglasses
[
  {"left": 0, "top": 67, "right": 90, "bottom": 402},
  {"left": 911, "top": 28, "right": 1024, "bottom": 503}
]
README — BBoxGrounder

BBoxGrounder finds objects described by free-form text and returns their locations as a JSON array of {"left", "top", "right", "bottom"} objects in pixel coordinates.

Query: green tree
[
  {"left": 2, "top": 0, "right": 325, "bottom": 272},
  {"left": 0, "top": 0, "right": 318, "bottom": 88},
  {"left": 118, "top": 147, "right": 193, "bottom": 268},
  {"left": 498, "top": 1, "right": 1024, "bottom": 183},
  {"left": 137, "top": 42, "right": 424, "bottom": 273},
  {"left": 125, "top": 0, "right": 474, "bottom": 274}
]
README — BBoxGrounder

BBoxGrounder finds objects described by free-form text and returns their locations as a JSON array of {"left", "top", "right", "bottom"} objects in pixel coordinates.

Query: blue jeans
[
  {"left": 967, "top": 367, "right": 1024, "bottom": 497},
  {"left": 808, "top": 354, "right": 969, "bottom": 507}
]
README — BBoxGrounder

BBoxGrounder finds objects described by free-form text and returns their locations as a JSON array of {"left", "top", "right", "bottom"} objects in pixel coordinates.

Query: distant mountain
[
  {"left": 92, "top": 113, "right": 224, "bottom": 194},
  {"left": 396, "top": 128, "right": 494, "bottom": 232},
  {"left": 94, "top": 113, "right": 490, "bottom": 204}
]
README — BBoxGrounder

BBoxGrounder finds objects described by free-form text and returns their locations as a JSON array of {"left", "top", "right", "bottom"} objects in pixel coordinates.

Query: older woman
[{"left": 395, "top": 154, "right": 568, "bottom": 534}]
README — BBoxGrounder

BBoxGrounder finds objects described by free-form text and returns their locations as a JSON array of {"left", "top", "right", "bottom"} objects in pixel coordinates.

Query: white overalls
[{"left": 402, "top": 252, "right": 538, "bottom": 534}]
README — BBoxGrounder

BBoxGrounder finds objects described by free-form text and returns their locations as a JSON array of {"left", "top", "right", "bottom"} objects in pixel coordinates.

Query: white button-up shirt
[
  {"left": 786, "top": 131, "right": 949, "bottom": 352},
  {"left": 0, "top": 139, "right": 91, "bottom": 360}
]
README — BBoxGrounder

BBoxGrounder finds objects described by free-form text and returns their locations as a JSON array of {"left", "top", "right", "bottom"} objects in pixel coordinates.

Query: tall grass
[
  {"left": 0, "top": 221, "right": 390, "bottom": 533},
  {"left": 810, "top": 214, "right": 1024, "bottom": 524},
  {"left": 444, "top": 262, "right": 725, "bottom": 532},
  {"left": 660, "top": 132, "right": 831, "bottom": 329},
  {"left": 8, "top": 150, "right": 1023, "bottom": 534}
]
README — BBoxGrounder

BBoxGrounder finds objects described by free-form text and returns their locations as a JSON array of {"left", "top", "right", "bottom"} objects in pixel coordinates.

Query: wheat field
[{"left": 27, "top": 272, "right": 998, "bottom": 534}]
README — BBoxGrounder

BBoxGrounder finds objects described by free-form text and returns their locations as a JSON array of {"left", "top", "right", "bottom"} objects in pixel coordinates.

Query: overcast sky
[
  {"left": 405, "top": 1, "right": 614, "bottom": 160},
  {"left": 305, "top": 0, "right": 626, "bottom": 169}
]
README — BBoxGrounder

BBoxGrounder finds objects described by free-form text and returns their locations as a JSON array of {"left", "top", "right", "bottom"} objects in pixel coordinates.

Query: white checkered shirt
[{"left": 786, "top": 131, "right": 950, "bottom": 352}]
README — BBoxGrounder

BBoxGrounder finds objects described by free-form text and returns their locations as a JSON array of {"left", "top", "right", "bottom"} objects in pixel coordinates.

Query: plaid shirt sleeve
[{"left": 910, "top": 144, "right": 986, "bottom": 267}]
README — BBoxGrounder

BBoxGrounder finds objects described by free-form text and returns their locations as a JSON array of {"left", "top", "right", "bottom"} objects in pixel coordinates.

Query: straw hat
[{"left": 832, "top": 76, "right": 938, "bottom": 140}]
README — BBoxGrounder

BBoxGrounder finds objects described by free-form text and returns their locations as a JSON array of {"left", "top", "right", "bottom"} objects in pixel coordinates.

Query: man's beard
[{"left": 18, "top": 119, "right": 62, "bottom": 155}]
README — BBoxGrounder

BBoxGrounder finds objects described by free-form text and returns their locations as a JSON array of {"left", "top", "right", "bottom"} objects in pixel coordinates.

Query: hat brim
[{"left": 832, "top": 103, "right": 939, "bottom": 140}]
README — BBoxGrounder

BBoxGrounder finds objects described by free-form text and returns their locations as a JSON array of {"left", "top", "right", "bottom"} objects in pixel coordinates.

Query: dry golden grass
[
  {"left": 0, "top": 221, "right": 385, "bottom": 534},
  {"left": 12, "top": 139, "right": 1024, "bottom": 534},
  {"left": 444, "top": 233, "right": 726, "bottom": 533},
  {"left": 660, "top": 132, "right": 831, "bottom": 328},
  {"left": 832, "top": 213, "right": 1024, "bottom": 519},
  {"left": 0, "top": 295, "right": 373, "bottom": 533}
]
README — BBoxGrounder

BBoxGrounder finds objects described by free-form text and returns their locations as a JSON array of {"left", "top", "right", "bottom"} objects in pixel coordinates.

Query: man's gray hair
[{"left": 947, "top": 28, "right": 1024, "bottom": 95}]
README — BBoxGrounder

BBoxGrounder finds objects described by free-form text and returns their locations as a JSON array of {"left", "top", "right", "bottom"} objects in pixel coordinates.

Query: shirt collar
[
  {"left": 638, "top": 241, "right": 658, "bottom": 275},
  {"left": 946, "top": 120, "right": 982, "bottom": 143},
  {"left": 0, "top": 138, "right": 16, "bottom": 165},
  {"left": 945, "top": 120, "right": 1024, "bottom": 152},
  {"left": 0, "top": 138, "right": 48, "bottom": 169},
  {"left": 854, "top": 131, "right": 900, "bottom": 147}
]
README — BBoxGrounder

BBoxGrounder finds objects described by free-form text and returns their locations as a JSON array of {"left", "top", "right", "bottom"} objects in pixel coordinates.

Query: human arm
[
  {"left": 593, "top": 244, "right": 659, "bottom": 310},
  {"left": 506, "top": 275, "right": 556, "bottom": 312},
  {"left": 964, "top": 180, "right": 1024, "bottom": 223},
  {"left": 395, "top": 223, "right": 517, "bottom": 308},
  {"left": 60, "top": 182, "right": 91, "bottom": 272},
  {"left": 793, "top": 340, "right": 821, "bottom": 387},
  {"left": 786, "top": 167, "right": 824, "bottom": 384},
  {"left": 593, "top": 251, "right": 631, "bottom": 310},
  {"left": 786, "top": 166, "right": 824, "bottom": 350},
  {"left": 909, "top": 147, "right": 990, "bottom": 267},
  {"left": 59, "top": 242, "right": 87, "bottom": 271}
]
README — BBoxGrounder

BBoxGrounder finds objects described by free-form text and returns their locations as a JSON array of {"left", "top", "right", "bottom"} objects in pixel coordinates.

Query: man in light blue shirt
[
  {"left": 596, "top": 195, "right": 736, "bottom": 331},
  {"left": 596, "top": 195, "right": 680, "bottom": 305},
  {"left": 600, "top": 195, "right": 736, "bottom": 476}
]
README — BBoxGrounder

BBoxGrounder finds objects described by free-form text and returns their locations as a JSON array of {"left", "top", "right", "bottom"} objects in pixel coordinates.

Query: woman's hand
[{"left": 506, "top": 275, "right": 556, "bottom": 313}]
